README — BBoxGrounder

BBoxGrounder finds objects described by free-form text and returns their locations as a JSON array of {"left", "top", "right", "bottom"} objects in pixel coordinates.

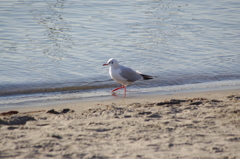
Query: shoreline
[
  {"left": 0, "top": 87, "right": 240, "bottom": 158},
  {"left": 0, "top": 79, "right": 240, "bottom": 111},
  {"left": 0, "top": 85, "right": 239, "bottom": 113}
]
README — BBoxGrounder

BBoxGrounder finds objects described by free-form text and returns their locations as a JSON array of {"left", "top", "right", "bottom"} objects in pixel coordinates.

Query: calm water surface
[{"left": 0, "top": 0, "right": 240, "bottom": 105}]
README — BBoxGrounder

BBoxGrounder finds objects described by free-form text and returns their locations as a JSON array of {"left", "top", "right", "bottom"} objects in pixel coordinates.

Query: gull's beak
[{"left": 103, "top": 63, "right": 108, "bottom": 66}]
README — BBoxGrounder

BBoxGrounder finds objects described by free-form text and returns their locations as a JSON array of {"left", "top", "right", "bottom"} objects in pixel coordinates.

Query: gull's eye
[{"left": 110, "top": 61, "right": 113, "bottom": 64}]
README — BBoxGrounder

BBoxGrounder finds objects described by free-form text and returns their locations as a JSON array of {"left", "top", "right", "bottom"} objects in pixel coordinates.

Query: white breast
[{"left": 109, "top": 67, "right": 132, "bottom": 86}]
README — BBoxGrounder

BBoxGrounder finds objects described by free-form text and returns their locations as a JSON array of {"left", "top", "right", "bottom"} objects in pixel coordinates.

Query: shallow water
[{"left": 0, "top": 0, "right": 240, "bottom": 105}]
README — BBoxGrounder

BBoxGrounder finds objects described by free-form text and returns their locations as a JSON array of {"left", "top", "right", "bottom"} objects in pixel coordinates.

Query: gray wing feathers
[{"left": 119, "top": 66, "right": 142, "bottom": 82}]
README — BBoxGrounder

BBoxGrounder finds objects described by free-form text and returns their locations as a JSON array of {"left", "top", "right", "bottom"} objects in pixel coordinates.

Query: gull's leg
[
  {"left": 123, "top": 86, "right": 127, "bottom": 97},
  {"left": 123, "top": 86, "right": 126, "bottom": 92},
  {"left": 112, "top": 85, "right": 125, "bottom": 92}
]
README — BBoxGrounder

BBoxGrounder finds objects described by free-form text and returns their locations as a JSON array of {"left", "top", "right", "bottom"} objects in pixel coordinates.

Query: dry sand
[{"left": 0, "top": 89, "right": 240, "bottom": 159}]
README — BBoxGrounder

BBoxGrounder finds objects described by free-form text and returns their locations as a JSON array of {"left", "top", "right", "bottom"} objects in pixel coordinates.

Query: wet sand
[{"left": 0, "top": 89, "right": 240, "bottom": 159}]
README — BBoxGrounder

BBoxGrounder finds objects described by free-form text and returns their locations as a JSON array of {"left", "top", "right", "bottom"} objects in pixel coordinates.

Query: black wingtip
[{"left": 140, "top": 74, "right": 153, "bottom": 80}]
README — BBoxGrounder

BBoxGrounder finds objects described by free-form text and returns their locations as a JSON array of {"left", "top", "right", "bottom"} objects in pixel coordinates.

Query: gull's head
[{"left": 103, "top": 58, "right": 119, "bottom": 68}]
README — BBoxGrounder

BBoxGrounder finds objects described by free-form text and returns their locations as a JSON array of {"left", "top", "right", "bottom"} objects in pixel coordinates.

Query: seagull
[{"left": 103, "top": 58, "right": 153, "bottom": 92}]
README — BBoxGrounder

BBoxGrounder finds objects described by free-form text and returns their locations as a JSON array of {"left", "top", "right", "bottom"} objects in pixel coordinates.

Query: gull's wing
[{"left": 119, "top": 65, "right": 142, "bottom": 82}]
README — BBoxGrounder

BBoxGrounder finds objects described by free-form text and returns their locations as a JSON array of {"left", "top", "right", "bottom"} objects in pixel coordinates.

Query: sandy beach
[{"left": 1, "top": 88, "right": 240, "bottom": 159}]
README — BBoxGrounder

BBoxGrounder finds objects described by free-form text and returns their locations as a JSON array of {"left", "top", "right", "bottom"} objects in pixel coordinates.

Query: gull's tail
[
  {"left": 140, "top": 74, "right": 153, "bottom": 80},
  {"left": 136, "top": 71, "right": 154, "bottom": 80}
]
